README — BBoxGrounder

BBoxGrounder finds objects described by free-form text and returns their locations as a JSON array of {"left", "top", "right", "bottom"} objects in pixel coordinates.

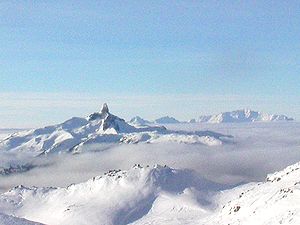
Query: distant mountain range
[
  {"left": 129, "top": 116, "right": 180, "bottom": 125},
  {"left": 130, "top": 109, "right": 293, "bottom": 125},
  {"left": 154, "top": 116, "right": 180, "bottom": 124},
  {"left": 0, "top": 104, "right": 231, "bottom": 156},
  {"left": 129, "top": 116, "right": 151, "bottom": 126},
  {"left": 193, "top": 109, "right": 294, "bottom": 123}
]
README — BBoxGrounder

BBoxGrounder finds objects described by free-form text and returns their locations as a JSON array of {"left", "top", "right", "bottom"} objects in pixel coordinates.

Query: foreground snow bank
[
  {"left": 0, "top": 164, "right": 221, "bottom": 225},
  {"left": 201, "top": 161, "right": 300, "bottom": 225},
  {"left": 2, "top": 161, "right": 300, "bottom": 225}
]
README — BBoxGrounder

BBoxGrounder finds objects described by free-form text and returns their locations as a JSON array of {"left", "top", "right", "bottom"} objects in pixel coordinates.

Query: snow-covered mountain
[
  {"left": 129, "top": 109, "right": 293, "bottom": 125},
  {"left": 0, "top": 164, "right": 220, "bottom": 225},
  {"left": 0, "top": 104, "right": 231, "bottom": 155},
  {"left": 2, "top": 161, "right": 300, "bottom": 225},
  {"left": 129, "top": 116, "right": 181, "bottom": 125},
  {"left": 201, "top": 160, "right": 300, "bottom": 225},
  {"left": 0, "top": 129, "right": 26, "bottom": 141},
  {"left": 128, "top": 116, "right": 151, "bottom": 126},
  {"left": 193, "top": 109, "right": 294, "bottom": 123},
  {"left": 154, "top": 116, "right": 180, "bottom": 124}
]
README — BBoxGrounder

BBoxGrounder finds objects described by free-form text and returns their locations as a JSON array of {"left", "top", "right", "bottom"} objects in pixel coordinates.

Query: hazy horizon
[{"left": 1, "top": 1, "right": 300, "bottom": 128}]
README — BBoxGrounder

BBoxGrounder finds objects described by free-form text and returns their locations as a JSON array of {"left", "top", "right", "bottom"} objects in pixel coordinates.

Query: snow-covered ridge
[
  {"left": 154, "top": 116, "right": 180, "bottom": 124},
  {"left": 194, "top": 109, "right": 294, "bottom": 123},
  {"left": 0, "top": 164, "right": 220, "bottom": 225},
  {"left": 130, "top": 161, "right": 300, "bottom": 224},
  {"left": 129, "top": 116, "right": 151, "bottom": 126},
  {"left": 2, "top": 161, "right": 300, "bottom": 224},
  {"left": 0, "top": 104, "right": 232, "bottom": 155},
  {"left": 130, "top": 109, "right": 293, "bottom": 126},
  {"left": 201, "top": 161, "right": 300, "bottom": 225},
  {"left": 129, "top": 116, "right": 180, "bottom": 125}
]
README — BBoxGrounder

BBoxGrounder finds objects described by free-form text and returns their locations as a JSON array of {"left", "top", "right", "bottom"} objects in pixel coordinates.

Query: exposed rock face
[
  {"left": 88, "top": 103, "right": 110, "bottom": 121},
  {"left": 101, "top": 103, "right": 109, "bottom": 114}
]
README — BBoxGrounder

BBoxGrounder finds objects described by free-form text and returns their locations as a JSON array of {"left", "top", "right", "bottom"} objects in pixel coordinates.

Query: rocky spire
[
  {"left": 101, "top": 103, "right": 109, "bottom": 114},
  {"left": 88, "top": 103, "right": 110, "bottom": 121}
]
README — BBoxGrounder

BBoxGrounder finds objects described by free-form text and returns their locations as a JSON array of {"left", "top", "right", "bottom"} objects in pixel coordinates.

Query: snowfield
[
  {"left": 1, "top": 162, "right": 300, "bottom": 225},
  {"left": 0, "top": 165, "right": 220, "bottom": 225},
  {"left": 200, "top": 161, "right": 300, "bottom": 225}
]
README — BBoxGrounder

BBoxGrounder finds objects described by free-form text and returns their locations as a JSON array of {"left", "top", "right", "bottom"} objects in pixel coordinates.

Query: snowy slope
[
  {"left": 129, "top": 116, "right": 151, "bottom": 126},
  {"left": 129, "top": 116, "right": 181, "bottom": 125},
  {"left": 194, "top": 109, "right": 293, "bottom": 123},
  {"left": 129, "top": 109, "right": 293, "bottom": 125},
  {"left": 200, "top": 161, "right": 300, "bottom": 225},
  {"left": 0, "top": 104, "right": 231, "bottom": 155},
  {"left": 154, "top": 116, "right": 180, "bottom": 124},
  {"left": 0, "top": 129, "right": 25, "bottom": 141},
  {"left": 131, "top": 161, "right": 300, "bottom": 225},
  {"left": 0, "top": 164, "right": 220, "bottom": 225},
  {"left": 0, "top": 213, "right": 43, "bottom": 225},
  {"left": 1, "top": 161, "right": 300, "bottom": 225}
]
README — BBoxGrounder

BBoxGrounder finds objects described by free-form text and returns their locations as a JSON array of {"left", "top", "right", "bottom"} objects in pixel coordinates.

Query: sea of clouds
[{"left": 1, "top": 122, "right": 300, "bottom": 193}]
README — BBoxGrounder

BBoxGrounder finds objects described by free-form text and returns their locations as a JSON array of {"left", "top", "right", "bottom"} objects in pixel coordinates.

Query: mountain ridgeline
[
  {"left": 0, "top": 104, "right": 232, "bottom": 155},
  {"left": 129, "top": 109, "right": 293, "bottom": 125}
]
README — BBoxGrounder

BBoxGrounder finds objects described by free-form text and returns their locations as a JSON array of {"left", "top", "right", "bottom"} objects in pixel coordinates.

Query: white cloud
[{"left": 1, "top": 123, "right": 300, "bottom": 193}]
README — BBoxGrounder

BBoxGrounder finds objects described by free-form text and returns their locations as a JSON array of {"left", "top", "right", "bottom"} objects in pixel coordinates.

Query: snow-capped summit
[
  {"left": 0, "top": 104, "right": 231, "bottom": 155},
  {"left": 129, "top": 116, "right": 181, "bottom": 125},
  {"left": 129, "top": 116, "right": 151, "bottom": 126},
  {"left": 88, "top": 103, "right": 110, "bottom": 121},
  {"left": 86, "top": 103, "right": 137, "bottom": 133},
  {"left": 194, "top": 109, "right": 293, "bottom": 123},
  {"left": 154, "top": 116, "right": 180, "bottom": 124}
]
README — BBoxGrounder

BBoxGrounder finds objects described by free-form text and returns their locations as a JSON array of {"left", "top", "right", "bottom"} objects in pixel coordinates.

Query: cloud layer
[{"left": 1, "top": 122, "right": 300, "bottom": 193}]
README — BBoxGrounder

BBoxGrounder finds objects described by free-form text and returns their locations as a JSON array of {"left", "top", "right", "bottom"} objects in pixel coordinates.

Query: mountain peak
[
  {"left": 101, "top": 103, "right": 109, "bottom": 114},
  {"left": 196, "top": 109, "right": 293, "bottom": 123},
  {"left": 129, "top": 116, "right": 151, "bottom": 126},
  {"left": 155, "top": 116, "right": 180, "bottom": 124},
  {"left": 0, "top": 105, "right": 230, "bottom": 155},
  {"left": 88, "top": 103, "right": 110, "bottom": 121}
]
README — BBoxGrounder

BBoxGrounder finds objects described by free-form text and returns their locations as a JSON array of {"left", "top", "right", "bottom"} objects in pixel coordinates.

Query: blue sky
[{"left": 0, "top": 1, "right": 300, "bottom": 127}]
